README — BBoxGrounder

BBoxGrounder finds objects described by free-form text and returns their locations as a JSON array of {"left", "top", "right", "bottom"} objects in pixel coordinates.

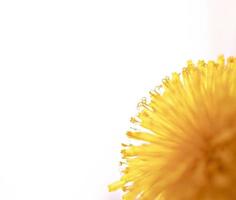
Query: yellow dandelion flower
[{"left": 109, "top": 56, "right": 236, "bottom": 200}]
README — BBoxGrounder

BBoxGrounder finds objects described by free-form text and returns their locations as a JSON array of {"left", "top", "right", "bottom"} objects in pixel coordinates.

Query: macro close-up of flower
[
  {"left": 109, "top": 56, "right": 236, "bottom": 200},
  {"left": 2, "top": 1, "right": 236, "bottom": 199}
]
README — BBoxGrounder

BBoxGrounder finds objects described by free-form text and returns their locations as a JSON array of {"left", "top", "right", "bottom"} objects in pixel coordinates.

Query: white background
[{"left": 0, "top": 1, "right": 234, "bottom": 200}]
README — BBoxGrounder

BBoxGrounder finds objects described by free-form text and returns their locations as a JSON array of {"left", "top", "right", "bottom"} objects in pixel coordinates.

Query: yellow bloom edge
[{"left": 109, "top": 55, "right": 236, "bottom": 200}]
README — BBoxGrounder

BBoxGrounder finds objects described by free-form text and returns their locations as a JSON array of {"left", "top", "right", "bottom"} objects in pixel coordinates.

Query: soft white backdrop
[{"left": 0, "top": 1, "right": 233, "bottom": 199}]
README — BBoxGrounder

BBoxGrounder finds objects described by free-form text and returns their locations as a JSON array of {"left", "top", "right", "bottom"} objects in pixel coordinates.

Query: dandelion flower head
[{"left": 109, "top": 56, "right": 236, "bottom": 200}]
